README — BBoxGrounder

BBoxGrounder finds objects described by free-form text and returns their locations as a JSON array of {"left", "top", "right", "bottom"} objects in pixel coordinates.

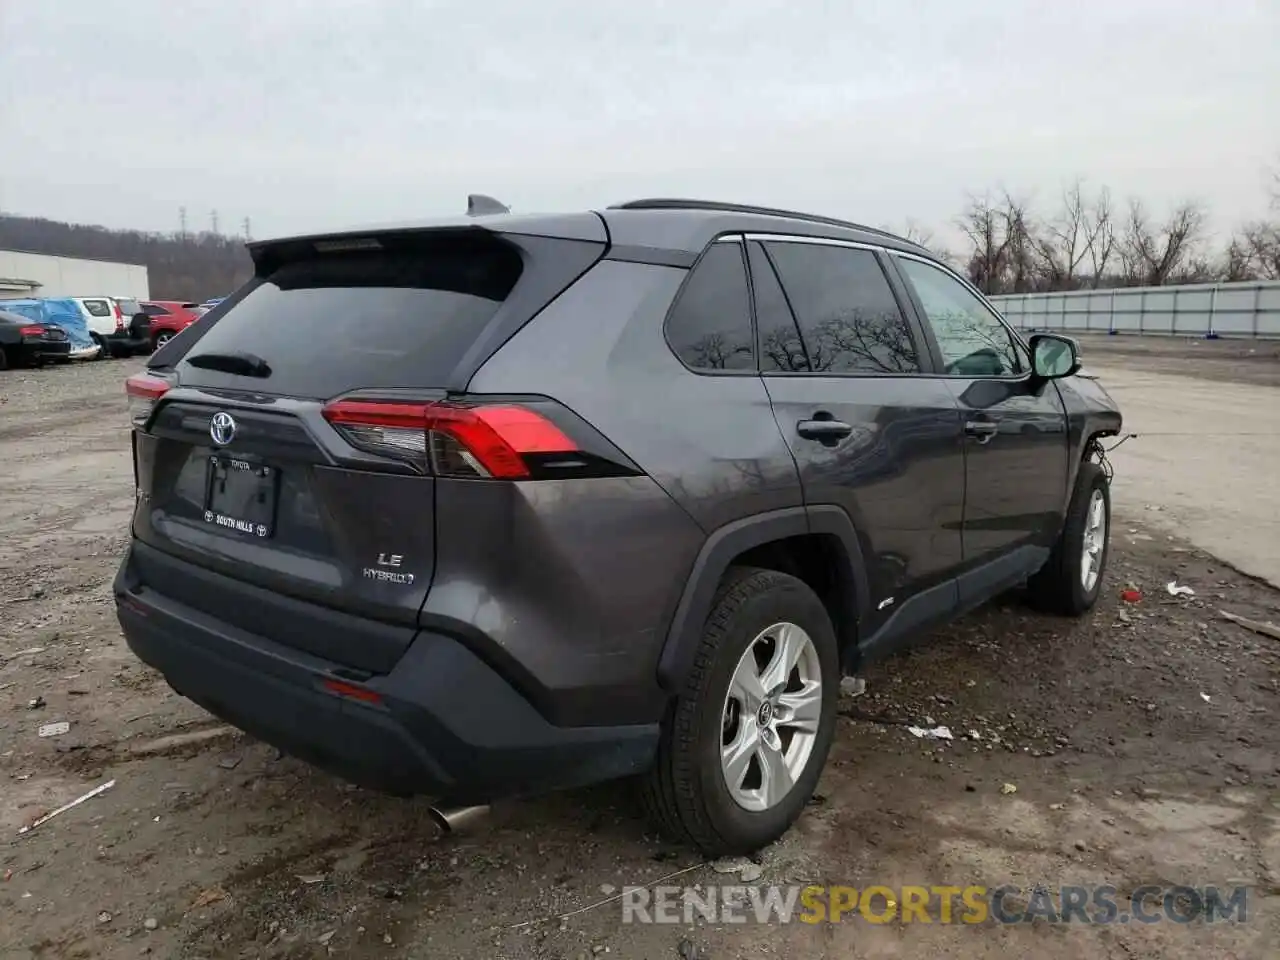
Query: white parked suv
[{"left": 73, "top": 296, "right": 150, "bottom": 358}]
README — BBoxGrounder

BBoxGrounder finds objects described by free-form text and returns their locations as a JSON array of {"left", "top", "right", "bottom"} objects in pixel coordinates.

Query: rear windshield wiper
[{"left": 185, "top": 351, "right": 272, "bottom": 378}]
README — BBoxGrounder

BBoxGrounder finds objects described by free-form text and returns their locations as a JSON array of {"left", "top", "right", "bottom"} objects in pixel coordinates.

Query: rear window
[
  {"left": 81, "top": 299, "right": 112, "bottom": 317},
  {"left": 115, "top": 298, "right": 142, "bottom": 316},
  {"left": 175, "top": 236, "right": 523, "bottom": 398}
]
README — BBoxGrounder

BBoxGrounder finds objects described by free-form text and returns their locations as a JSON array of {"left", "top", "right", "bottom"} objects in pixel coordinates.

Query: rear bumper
[
  {"left": 17, "top": 340, "right": 71, "bottom": 362},
  {"left": 113, "top": 546, "right": 658, "bottom": 802},
  {"left": 105, "top": 331, "right": 150, "bottom": 353}
]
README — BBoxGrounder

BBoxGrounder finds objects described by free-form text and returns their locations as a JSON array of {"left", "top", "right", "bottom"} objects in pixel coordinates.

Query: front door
[
  {"left": 748, "top": 237, "right": 968, "bottom": 651},
  {"left": 889, "top": 254, "right": 1069, "bottom": 605}
]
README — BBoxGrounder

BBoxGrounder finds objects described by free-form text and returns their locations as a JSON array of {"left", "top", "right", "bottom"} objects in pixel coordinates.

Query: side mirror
[{"left": 1029, "top": 333, "right": 1080, "bottom": 380}]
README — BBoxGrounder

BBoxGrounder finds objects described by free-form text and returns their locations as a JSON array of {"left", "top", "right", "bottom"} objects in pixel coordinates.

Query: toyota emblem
[{"left": 210, "top": 411, "right": 237, "bottom": 446}]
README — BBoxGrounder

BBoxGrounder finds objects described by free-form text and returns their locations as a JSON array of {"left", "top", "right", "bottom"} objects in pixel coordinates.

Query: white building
[{"left": 0, "top": 249, "right": 150, "bottom": 300}]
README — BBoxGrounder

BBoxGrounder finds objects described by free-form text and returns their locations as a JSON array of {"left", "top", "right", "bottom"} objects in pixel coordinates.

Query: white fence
[{"left": 989, "top": 279, "right": 1280, "bottom": 338}]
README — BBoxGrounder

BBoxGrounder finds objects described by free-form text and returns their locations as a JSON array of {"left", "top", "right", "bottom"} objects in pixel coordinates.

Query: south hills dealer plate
[{"left": 203, "top": 455, "right": 279, "bottom": 538}]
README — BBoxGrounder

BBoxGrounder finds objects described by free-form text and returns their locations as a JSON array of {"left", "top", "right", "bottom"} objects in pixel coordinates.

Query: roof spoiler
[{"left": 467, "top": 194, "right": 511, "bottom": 216}]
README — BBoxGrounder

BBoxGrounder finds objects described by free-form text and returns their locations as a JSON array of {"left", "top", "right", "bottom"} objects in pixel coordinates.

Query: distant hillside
[{"left": 0, "top": 214, "right": 253, "bottom": 301}]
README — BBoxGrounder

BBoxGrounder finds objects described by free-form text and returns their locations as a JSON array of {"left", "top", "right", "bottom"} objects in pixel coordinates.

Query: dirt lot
[
  {"left": 2, "top": 349, "right": 1279, "bottom": 959},
  {"left": 1072, "top": 334, "right": 1280, "bottom": 389}
]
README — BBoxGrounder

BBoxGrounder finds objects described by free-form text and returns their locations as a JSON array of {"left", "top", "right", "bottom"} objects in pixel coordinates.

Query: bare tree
[
  {"left": 1229, "top": 221, "right": 1280, "bottom": 280},
  {"left": 957, "top": 194, "right": 1011, "bottom": 295},
  {"left": 1082, "top": 187, "right": 1117, "bottom": 287},
  {"left": 1000, "top": 192, "right": 1039, "bottom": 294},
  {"left": 902, "top": 218, "right": 935, "bottom": 249},
  {"left": 1033, "top": 181, "right": 1089, "bottom": 290},
  {"left": 1221, "top": 237, "right": 1257, "bottom": 282},
  {"left": 1119, "top": 200, "right": 1208, "bottom": 286}
]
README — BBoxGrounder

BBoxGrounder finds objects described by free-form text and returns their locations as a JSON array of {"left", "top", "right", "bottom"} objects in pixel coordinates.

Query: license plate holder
[{"left": 203, "top": 455, "right": 279, "bottom": 539}]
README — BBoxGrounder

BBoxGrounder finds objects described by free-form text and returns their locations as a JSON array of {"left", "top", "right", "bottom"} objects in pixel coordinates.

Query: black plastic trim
[
  {"left": 851, "top": 577, "right": 959, "bottom": 670},
  {"left": 603, "top": 245, "right": 698, "bottom": 268},
  {"left": 449, "top": 234, "right": 607, "bottom": 392},
  {"left": 610, "top": 198, "right": 915, "bottom": 247},
  {"left": 656, "top": 505, "right": 870, "bottom": 690},
  {"left": 116, "top": 569, "right": 658, "bottom": 802}
]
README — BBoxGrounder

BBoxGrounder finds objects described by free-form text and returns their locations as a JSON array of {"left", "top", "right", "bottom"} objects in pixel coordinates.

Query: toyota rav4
[{"left": 117, "top": 199, "right": 1122, "bottom": 855}]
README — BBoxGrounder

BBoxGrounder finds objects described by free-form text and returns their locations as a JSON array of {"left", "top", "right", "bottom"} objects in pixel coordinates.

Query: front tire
[
  {"left": 1026, "top": 460, "right": 1111, "bottom": 615},
  {"left": 642, "top": 568, "right": 838, "bottom": 856}
]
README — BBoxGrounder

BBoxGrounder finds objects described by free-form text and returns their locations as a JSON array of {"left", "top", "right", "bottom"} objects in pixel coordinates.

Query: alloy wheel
[{"left": 720, "top": 621, "right": 823, "bottom": 812}]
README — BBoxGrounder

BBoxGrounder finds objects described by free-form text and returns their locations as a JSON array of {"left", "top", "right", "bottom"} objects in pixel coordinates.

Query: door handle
[
  {"left": 964, "top": 420, "right": 1000, "bottom": 444},
  {"left": 797, "top": 418, "right": 854, "bottom": 442}
]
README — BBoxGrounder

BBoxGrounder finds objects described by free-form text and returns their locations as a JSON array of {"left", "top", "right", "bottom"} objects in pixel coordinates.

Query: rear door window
[
  {"left": 142, "top": 303, "right": 171, "bottom": 316},
  {"left": 81, "top": 299, "right": 112, "bottom": 317},
  {"left": 664, "top": 241, "right": 755, "bottom": 372},
  {"left": 764, "top": 242, "right": 922, "bottom": 375},
  {"left": 748, "top": 242, "right": 808, "bottom": 372},
  {"left": 174, "top": 236, "right": 524, "bottom": 398}
]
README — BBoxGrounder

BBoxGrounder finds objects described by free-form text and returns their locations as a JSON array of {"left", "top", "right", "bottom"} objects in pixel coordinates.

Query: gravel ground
[
  {"left": 1072, "top": 333, "right": 1280, "bottom": 388},
  {"left": 2, "top": 353, "right": 1279, "bottom": 959}
]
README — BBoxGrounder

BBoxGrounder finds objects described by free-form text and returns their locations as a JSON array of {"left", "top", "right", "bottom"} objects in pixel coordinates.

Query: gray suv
[{"left": 117, "top": 199, "right": 1122, "bottom": 855}]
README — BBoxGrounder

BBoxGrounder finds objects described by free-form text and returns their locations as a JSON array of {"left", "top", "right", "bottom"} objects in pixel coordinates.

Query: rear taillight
[
  {"left": 113, "top": 302, "right": 125, "bottom": 332},
  {"left": 18, "top": 325, "right": 44, "bottom": 337},
  {"left": 124, "top": 373, "right": 172, "bottom": 427},
  {"left": 321, "top": 399, "right": 577, "bottom": 479}
]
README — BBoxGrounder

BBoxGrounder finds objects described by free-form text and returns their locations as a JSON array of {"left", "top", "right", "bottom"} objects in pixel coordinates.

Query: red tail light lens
[
  {"left": 125, "top": 373, "right": 172, "bottom": 426},
  {"left": 113, "top": 302, "right": 125, "bottom": 332},
  {"left": 18, "top": 325, "right": 45, "bottom": 337},
  {"left": 321, "top": 399, "right": 577, "bottom": 479}
]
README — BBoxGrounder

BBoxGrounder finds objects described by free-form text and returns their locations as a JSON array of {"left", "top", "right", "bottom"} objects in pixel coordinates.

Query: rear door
[
  {"left": 750, "top": 236, "right": 967, "bottom": 653},
  {"left": 131, "top": 227, "right": 604, "bottom": 671},
  {"left": 889, "top": 253, "right": 1069, "bottom": 603}
]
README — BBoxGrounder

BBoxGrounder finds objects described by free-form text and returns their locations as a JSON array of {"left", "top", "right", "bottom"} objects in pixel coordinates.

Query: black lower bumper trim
[{"left": 114, "top": 554, "right": 658, "bottom": 803}]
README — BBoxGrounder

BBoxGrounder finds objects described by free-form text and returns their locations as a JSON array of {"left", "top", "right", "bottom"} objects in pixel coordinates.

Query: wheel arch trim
[{"left": 656, "top": 505, "right": 869, "bottom": 692}]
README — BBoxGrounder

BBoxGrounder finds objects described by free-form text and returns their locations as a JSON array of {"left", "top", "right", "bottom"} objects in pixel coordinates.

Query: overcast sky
[{"left": 2, "top": 0, "right": 1276, "bottom": 247}]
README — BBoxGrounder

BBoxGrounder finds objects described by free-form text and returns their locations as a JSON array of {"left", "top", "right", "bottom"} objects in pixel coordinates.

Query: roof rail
[{"left": 608, "top": 198, "right": 910, "bottom": 244}]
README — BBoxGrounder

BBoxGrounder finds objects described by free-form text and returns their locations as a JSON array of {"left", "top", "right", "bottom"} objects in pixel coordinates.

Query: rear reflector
[
  {"left": 322, "top": 399, "right": 576, "bottom": 479},
  {"left": 124, "top": 372, "right": 172, "bottom": 426},
  {"left": 322, "top": 677, "right": 383, "bottom": 704}
]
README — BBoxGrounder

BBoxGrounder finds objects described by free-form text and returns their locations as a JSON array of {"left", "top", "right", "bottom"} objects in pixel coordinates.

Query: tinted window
[
  {"left": 175, "top": 238, "right": 523, "bottom": 398},
  {"left": 142, "top": 303, "right": 171, "bottom": 316},
  {"left": 748, "top": 242, "right": 808, "bottom": 372},
  {"left": 764, "top": 242, "right": 920, "bottom": 375},
  {"left": 81, "top": 299, "right": 112, "bottom": 317},
  {"left": 897, "top": 257, "right": 1024, "bottom": 377},
  {"left": 666, "top": 242, "right": 755, "bottom": 372}
]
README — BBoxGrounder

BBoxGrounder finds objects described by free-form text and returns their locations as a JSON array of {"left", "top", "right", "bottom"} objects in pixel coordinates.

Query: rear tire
[
  {"left": 1026, "top": 460, "right": 1111, "bottom": 615},
  {"left": 91, "top": 335, "right": 111, "bottom": 360},
  {"left": 0, "top": 345, "right": 8, "bottom": 371},
  {"left": 641, "top": 567, "right": 838, "bottom": 856},
  {"left": 152, "top": 331, "right": 173, "bottom": 350}
]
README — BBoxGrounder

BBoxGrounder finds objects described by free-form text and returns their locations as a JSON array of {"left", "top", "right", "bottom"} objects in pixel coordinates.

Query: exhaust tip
[{"left": 429, "top": 804, "right": 490, "bottom": 834}]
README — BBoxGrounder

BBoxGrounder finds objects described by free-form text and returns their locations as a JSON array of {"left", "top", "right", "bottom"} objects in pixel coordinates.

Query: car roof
[{"left": 250, "top": 198, "right": 933, "bottom": 264}]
